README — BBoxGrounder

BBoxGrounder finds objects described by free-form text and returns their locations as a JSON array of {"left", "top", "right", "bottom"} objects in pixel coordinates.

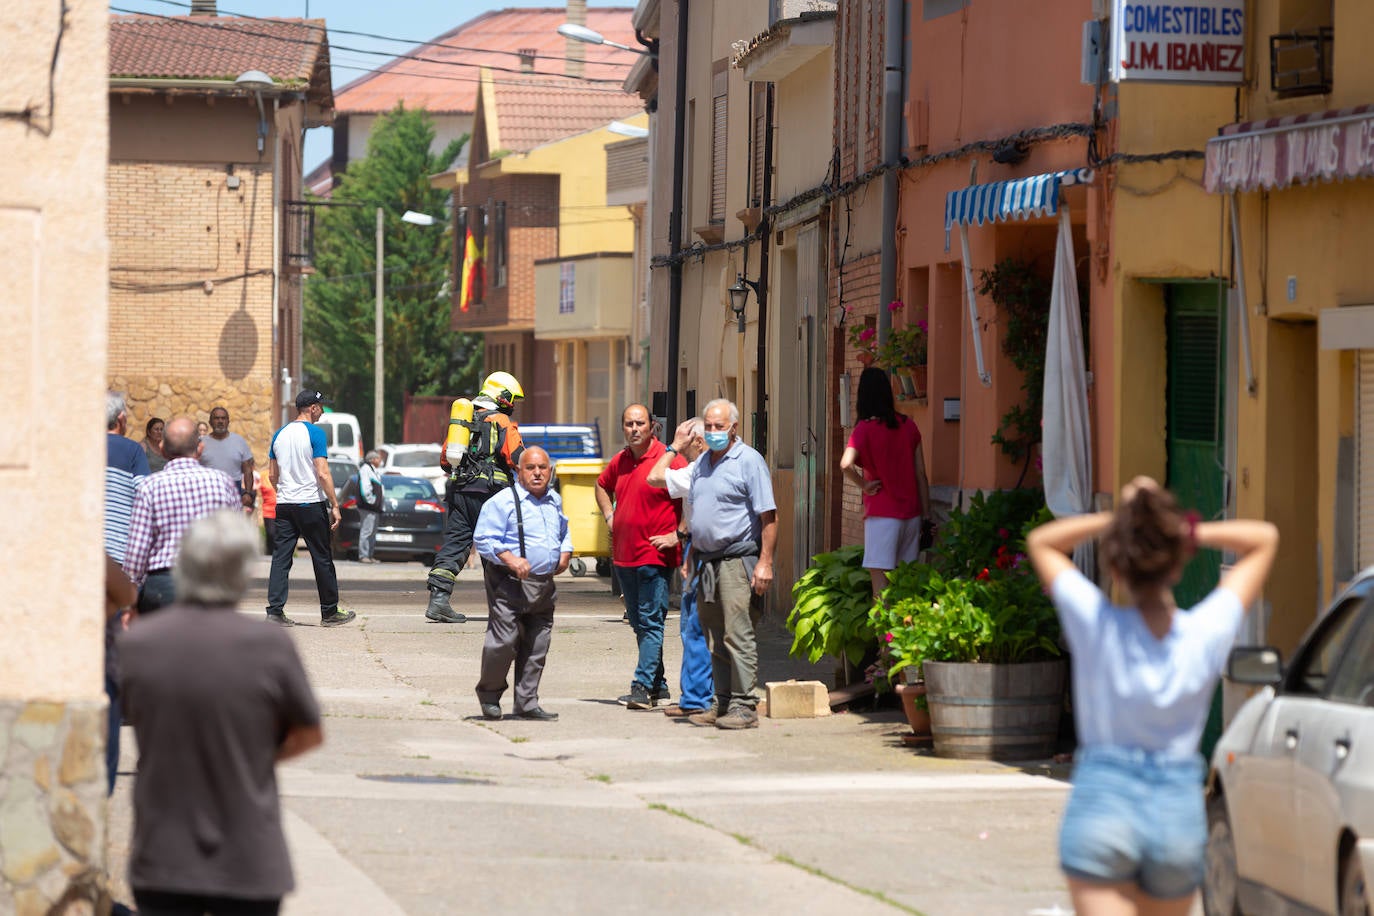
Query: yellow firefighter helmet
[{"left": 480, "top": 371, "right": 524, "bottom": 409}]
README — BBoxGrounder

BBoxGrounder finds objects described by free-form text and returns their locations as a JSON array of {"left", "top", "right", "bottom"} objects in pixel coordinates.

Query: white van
[{"left": 315, "top": 411, "right": 364, "bottom": 462}]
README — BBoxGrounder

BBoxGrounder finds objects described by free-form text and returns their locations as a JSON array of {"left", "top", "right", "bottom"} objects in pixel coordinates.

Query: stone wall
[
  {"left": 0, "top": 700, "right": 108, "bottom": 915},
  {"left": 112, "top": 374, "right": 277, "bottom": 472}
]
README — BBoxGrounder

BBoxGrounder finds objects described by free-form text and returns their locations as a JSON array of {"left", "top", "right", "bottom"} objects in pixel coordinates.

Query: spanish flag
[{"left": 459, "top": 227, "right": 485, "bottom": 312}]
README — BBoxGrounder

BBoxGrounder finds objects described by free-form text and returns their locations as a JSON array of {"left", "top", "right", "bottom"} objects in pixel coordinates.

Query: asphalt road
[{"left": 106, "top": 554, "right": 1079, "bottom": 915}]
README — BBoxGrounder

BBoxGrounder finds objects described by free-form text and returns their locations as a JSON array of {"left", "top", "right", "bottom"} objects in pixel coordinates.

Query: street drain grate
[{"left": 359, "top": 774, "right": 492, "bottom": 786}]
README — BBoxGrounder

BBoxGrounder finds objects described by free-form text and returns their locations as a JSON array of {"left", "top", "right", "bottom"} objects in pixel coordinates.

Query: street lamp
[
  {"left": 234, "top": 69, "right": 273, "bottom": 154},
  {"left": 557, "top": 22, "right": 649, "bottom": 55},
  {"left": 375, "top": 208, "right": 444, "bottom": 447},
  {"left": 727, "top": 274, "right": 760, "bottom": 334}
]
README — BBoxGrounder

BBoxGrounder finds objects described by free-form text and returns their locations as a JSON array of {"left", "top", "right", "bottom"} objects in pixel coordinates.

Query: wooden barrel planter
[{"left": 923, "top": 659, "right": 1066, "bottom": 760}]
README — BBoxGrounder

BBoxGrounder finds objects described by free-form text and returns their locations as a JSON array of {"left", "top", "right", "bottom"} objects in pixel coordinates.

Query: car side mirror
[{"left": 1227, "top": 646, "right": 1283, "bottom": 685}]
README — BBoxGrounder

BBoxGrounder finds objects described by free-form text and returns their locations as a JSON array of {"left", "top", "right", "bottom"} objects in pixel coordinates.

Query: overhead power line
[
  {"left": 135, "top": 0, "right": 635, "bottom": 70},
  {"left": 107, "top": 16, "right": 637, "bottom": 95},
  {"left": 109, "top": 7, "right": 631, "bottom": 85}
]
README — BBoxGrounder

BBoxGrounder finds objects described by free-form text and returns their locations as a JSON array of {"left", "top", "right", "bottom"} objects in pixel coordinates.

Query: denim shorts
[{"left": 1059, "top": 745, "right": 1207, "bottom": 899}]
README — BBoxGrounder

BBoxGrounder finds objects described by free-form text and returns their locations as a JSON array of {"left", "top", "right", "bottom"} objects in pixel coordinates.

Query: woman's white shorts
[{"left": 862, "top": 515, "right": 922, "bottom": 570}]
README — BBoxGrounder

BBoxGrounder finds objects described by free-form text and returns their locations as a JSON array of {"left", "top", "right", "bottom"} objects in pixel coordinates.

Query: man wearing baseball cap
[{"left": 264, "top": 390, "right": 355, "bottom": 627}]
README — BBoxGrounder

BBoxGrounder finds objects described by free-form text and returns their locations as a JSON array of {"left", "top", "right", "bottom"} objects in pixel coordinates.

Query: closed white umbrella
[{"left": 1042, "top": 206, "right": 1094, "bottom": 575}]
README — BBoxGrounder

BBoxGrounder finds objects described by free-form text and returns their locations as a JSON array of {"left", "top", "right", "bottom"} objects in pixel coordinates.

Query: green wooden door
[{"left": 1165, "top": 282, "right": 1227, "bottom": 756}]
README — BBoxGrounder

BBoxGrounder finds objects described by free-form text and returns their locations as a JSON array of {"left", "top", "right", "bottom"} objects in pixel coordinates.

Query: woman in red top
[{"left": 841, "top": 367, "right": 931, "bottom": 595}]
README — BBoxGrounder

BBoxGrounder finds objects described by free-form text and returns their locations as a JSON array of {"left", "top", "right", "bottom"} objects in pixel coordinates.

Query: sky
[{"left": 110, "top": 0, "right": 613, "bottom": 170}]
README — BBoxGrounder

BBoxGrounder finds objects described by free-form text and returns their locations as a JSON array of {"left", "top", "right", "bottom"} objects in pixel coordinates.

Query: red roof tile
[
  {"left": 485, "top": 71, "right": 642, "bottom": 154},
  {"left": 110, "top": 15, "right": 329, "bottom": 87},
  {"left": 335, "top": 6, "right": 639, "bottom": 116}
]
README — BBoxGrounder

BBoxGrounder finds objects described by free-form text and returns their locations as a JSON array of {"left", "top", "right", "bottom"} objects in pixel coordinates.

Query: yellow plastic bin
[{"left": 553, "top": 457, "right": 610, "bottom": 576}]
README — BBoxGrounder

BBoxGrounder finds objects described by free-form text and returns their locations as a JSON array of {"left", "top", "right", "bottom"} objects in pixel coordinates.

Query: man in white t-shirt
[{"left": 265, "top": 390, "right": 354, "bottom": 627}]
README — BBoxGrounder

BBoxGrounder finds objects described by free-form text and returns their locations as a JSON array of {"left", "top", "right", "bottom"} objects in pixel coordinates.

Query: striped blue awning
[{"left": 944, "top": 168, "right": 1093, "bottom": 245}]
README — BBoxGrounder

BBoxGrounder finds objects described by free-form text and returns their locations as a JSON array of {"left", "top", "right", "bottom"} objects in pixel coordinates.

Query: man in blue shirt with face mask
[{"left": 648, "top": 399, "right": 777, "bottom": 730}]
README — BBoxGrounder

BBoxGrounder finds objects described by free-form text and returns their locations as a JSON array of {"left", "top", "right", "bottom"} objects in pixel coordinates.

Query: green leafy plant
[
  {"left": 932, "top": 488, "right": 1048, "bottom": 580},
  {"left": 868, "top": 490, "right": 1061, "bottom": 679},
  {"left": 977, "top": 258, "right": 1050, "bottom": 480},
  {"left": 881, "top": 568, "right": 1059, "bottom": 670},
  {"left": 875, "top": 300, "right": 928, "bottom": 369},
  {"left": 868, "top": 561, "right": 938, "bottom": 691},
  {"left": 787, "top": 545, "right": 880, "bottom": 666}
]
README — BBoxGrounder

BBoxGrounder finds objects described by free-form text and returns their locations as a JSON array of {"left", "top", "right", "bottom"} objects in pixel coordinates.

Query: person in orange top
[{"left": 256, "top": 470, "right": 278, "bottom": 555}]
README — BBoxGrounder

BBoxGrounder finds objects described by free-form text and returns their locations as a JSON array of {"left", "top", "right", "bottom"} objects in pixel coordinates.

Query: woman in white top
[{"left": 1026, "top": 476, "right": 1278, "bottom": 916}]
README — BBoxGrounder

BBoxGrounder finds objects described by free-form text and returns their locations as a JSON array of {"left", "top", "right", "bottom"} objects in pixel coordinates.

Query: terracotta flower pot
[
  {"left": 894, "top": 682, "right": 931, "bottom": 736},
  {"left": 908, "top": 364, "right": 928, "bottom": 398}
]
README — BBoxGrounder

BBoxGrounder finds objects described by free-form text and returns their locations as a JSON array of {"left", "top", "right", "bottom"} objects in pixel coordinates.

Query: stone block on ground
[{"left": 764, "top": 680, "right": 830, "bottom": 718}]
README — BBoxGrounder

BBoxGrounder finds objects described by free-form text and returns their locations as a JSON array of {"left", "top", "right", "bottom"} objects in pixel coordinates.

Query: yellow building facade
[
  {"left": 520, "top": 114, "right": 648, "bottom": 432},
  {"left": 1203, "top": 1, "right": 1374, "bottom": 652},
  {"left": 1109, "top": 1, "right": 1374, "bottom": 653}
]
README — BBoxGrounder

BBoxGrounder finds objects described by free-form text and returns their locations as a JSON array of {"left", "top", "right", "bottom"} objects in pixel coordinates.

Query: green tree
[{"left": 304, "top": 104, "right": 480, "bottom": 448}]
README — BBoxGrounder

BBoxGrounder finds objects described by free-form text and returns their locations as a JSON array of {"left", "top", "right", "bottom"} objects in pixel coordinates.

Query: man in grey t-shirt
[
  {"left": 119, "top": 511, "right": 322, "bottom": 914},
  {"left": 200, "top": 405, "right": 255, "bottom": 512}
]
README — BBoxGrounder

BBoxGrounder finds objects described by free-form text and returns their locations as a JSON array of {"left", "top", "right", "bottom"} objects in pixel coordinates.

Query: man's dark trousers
[
  {"left": 476, "top": 561, "right": 556, "bottom": 715},
  {"left": 267, "top": 502, "right": 338, "bottom": 617},
  {"left": 430, "top": 489, "right": 492, "bottom": 584}
]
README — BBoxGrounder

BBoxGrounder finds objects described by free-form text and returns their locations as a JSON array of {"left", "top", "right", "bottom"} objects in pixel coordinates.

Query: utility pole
[{"left": 374, "top": 206, "right": 384, "bottom": 449}]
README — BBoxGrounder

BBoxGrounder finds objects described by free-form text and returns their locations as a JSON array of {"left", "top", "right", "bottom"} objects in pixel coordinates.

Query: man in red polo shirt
[{"left": 595, "top": 404, "right": 686, "bottom": 710}]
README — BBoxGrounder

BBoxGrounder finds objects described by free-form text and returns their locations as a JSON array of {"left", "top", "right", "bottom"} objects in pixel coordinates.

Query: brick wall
[
  {"left": 831, "top": 251, "right": 882, "bottom": 549},
  {"left": 108, "top": 160, "right": 276, "bottom": 462},
  {"left": 834, "top": 0, "right": 884, "bottom": 184},
  {"left": 829, "top": 0, "right": 887, "bottom": 550},
  {"left": 453, "top": 173, "right": 560, "bottom": 330}
]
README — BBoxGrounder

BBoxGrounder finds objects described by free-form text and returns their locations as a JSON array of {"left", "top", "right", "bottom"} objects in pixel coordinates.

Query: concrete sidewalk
[{"left": 106, "top": 557, "right": 1076, "bottom": 915}]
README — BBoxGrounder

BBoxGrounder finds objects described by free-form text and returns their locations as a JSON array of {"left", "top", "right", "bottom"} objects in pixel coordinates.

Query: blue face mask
[{"left": 704, "top": 431, "right": 731, "bottom": 452}]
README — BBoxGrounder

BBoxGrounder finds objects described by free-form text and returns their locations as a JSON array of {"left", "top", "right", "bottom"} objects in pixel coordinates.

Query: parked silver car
[{"left": 1204, "top": 573, "right": 1374, "bottom": 916}]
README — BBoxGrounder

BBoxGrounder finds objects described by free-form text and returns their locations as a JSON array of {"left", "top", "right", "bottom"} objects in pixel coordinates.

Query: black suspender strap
[{"left": 512, "top": 481, "right": 527, "bottom": 558}]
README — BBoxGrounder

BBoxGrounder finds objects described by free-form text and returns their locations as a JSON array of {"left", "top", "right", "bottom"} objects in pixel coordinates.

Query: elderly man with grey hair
[
  {"left": 648, "top": 400, "right": 777, "bottom": 730},
  {"left": 119, "top": 510, "right": 322, "bottom": 916},
  {"left": 357, "top": 450, "right": 384, "bottom": 563}
]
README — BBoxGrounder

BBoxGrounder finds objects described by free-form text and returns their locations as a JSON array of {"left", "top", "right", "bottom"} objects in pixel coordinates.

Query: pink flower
[
  {"left": 916, "top": 319, "right": 929, "bottom": 333},
  {"left": 884, "top": 631, "right": 895, "bottom": 643},
  {"left": 888, "top": 299, "right": 905, "bottom": 312},
  {"left": 859, "top": 327, "right": 876, "bottom": 342}
]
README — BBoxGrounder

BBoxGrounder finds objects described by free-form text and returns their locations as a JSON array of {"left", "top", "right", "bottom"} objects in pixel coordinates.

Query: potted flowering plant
[
  {"left": 847, "top": 320, "right": 877, "bottom": 366},
  {"left": 875, "top": 300, "right": 929, "bottom": 397},
  {"left": 868, "top": 489, "right": 1066, "bottom": 760}
]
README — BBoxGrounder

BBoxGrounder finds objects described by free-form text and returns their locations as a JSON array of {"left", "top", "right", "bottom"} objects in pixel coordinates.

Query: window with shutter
[
  {"left": 1165, "top": 283, "right": 1226, "bottom": 608},
  {"left": 751, "top": 83, "right": 767, "bottom": 206},
  {"left": 493, "top": 201, "right": 508, "bottom": 288},
  {"left": 1357, "top": 351, "right": 1374, "bottom": 567},
  {"left": 711, "top": 92, "right": 728, "bottom": 223}
]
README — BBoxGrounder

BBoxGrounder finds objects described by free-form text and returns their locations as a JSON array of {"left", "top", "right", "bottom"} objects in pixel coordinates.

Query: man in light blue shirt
[
  {"left": 648, "top": 399, "right": 777, "bottom": 731},
  {"left": 473, "top": 447, "right": 572, "bottom": 721}
]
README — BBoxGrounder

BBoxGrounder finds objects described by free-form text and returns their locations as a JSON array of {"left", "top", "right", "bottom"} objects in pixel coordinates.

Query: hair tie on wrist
[{"left": 1184, "top": 510, "right": 1200, "bottom": 551}]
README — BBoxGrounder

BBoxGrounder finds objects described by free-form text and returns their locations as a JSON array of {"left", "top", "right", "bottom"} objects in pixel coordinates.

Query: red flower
[{"left": 975, "top": 568, "right": 990, "bottom": 581}]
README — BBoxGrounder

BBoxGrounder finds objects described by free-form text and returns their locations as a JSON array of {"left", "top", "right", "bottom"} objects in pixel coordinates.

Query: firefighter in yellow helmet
[{"left": 425, "top": 372, "right": 526, "bottom": 623}]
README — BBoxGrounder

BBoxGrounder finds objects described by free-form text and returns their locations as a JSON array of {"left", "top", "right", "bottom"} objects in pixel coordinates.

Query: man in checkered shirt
[{"left": 124, "top": 416, "right": 240, "bottom": 614}]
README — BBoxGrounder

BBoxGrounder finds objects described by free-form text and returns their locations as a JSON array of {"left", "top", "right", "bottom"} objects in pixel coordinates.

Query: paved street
[{"left": 106, "top": 556, "right": 1078, "bottom": 915}]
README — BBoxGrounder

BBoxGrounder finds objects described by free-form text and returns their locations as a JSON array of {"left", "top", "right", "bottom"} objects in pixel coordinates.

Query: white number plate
[{"left": 376, "top": 533, "right": 413, "bottom": 543}]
